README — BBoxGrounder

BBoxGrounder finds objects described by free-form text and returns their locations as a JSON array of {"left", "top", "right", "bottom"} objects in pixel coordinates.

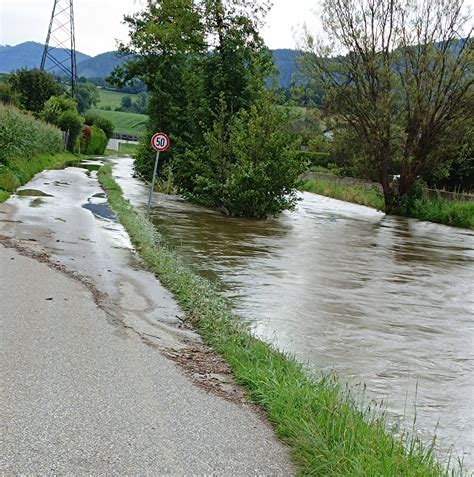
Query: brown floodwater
[{"left": 113, "top": 158, "right": 474, "bottom": 467}]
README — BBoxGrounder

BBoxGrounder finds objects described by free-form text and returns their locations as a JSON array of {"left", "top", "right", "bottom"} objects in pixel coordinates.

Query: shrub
[
  {"left": 0, "top": 83, "right": 20, "bottom": 107},
  {"left": 83, "top": 112, "right": 114, "bottom": 138},
  {"left": 175, "top": 95, "right": 306, "bottom": 217},
  {"left": 58, "top": 110, "right": 84, "bottom": 152},
  {"left": 41, "top": 95, "right": 77, "bottom": 125},
  {"left": 81, "top": 125, "right": 108, "bottom": 155}
]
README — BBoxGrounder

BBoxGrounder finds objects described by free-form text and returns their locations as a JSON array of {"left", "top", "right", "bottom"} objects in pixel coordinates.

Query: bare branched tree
[{"left": 301, "top": 0, "right": 472, "bottom": 212}]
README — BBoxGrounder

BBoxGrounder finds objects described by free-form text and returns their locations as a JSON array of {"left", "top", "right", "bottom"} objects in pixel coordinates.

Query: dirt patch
[{"left": 164, "top": 343, "right": 248, "bottom": 405}]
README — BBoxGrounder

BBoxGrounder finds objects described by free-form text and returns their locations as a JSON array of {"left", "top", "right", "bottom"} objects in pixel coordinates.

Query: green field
[
  {"left": 96, "top": 88, "right": 138, "bottom": 110},
  {"left": 88, "top": 107, "right": 148, "bottom": 136},
  {"left": 0, "top": 73, "right": 10, "bottom": 83}
]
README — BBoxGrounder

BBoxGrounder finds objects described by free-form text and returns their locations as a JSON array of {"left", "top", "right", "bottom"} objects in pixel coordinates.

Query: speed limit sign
[
  {"left": 147, "top": 131, "right": 171, "bottom": 214},
  {"left": 151, "top": 132, "right": 170, "bottom": 152}
]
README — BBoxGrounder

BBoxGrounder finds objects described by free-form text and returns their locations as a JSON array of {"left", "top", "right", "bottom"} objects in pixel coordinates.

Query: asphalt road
[{"left": 0, "top": 164, "right": 293, "bottom": 475}]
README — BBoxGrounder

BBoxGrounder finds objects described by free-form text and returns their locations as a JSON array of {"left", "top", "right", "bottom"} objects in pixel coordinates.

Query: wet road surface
[
  {"left": 0, "top": 161, "right": 293, "bottom": 475},
  {"left": 113, "top": 158, "right": 474, "bottom": 467}
]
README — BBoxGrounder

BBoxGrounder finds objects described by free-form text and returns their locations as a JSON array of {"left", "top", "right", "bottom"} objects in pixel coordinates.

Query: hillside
[
  {"left": 0, "top": 41, "right": 90, "bottom": 73},
  {"left": 0, "top": 42, "right": 299, "bottom": 88}
]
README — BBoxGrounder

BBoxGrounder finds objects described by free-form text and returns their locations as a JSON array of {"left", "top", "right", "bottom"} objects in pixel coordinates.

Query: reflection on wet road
[{"left": 113, "top": 158, "right": 474, "bottom": 466}]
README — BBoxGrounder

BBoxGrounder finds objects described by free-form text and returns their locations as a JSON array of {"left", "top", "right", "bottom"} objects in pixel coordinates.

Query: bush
[
  {"left": 41, "top": 95, "right": 77, "bottom": 125},
  {"left": 0, "top": 83, "right": 20, "bottom": 107},
  {"left": 58, "top": 110, "right": 84, "bottom": 152},
  {"left": 81, "top": 125, "right": 108, "bottom": 155},
  {"left": 0, "top": 104, "right": 63, "bottom": 164},
  {"left": 83, "top": 112, "right": 114, "bottom": 138},
  {"left": 175, "top": 95, "right": 306, "bottom": 217}
]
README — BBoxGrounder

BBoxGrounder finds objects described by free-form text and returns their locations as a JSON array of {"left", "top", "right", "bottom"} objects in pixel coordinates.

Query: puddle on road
[
  {"left": 29, "top": 198, "right": 45, "bottom": 208},
  {"left": 17, "top": 189, "right": 53, "bottom": 197}
]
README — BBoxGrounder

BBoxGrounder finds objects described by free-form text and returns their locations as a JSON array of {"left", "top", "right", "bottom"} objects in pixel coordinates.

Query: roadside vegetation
[
  {"left": 301, "top": 176, "right": 474, "bottom": 229},
  {"left": 98, "top": 165, "right": 456, "bottom": 476},
  {"left": 0, "top": 103, "right": 77, "bottom": 202}
]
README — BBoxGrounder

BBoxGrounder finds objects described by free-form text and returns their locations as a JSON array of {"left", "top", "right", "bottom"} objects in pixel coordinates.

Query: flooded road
[{"left": 113, "top": 158, "right": 474, "bottom": 466}]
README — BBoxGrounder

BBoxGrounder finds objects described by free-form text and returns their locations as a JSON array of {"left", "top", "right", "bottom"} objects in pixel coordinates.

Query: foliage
[
  {"left": 117, "top": 91, "right": 148, "bottom": 114},
  {"left": 112, "top": 0, "right": 301, "bottom": 217},
  {"left": 174, "top": 95, "right": 305, "bottom": 217},
  {"left": 41, "top": 95, "right": 77, "bottom": 124},
  {"left": 0, "top": 82, "right": 20, "bottom": 107},
  {"left": 8, "top": 68, "right": 62, "bottom": 113},
  {"left": 84, "top": 112, "right": 115, "bottom": 138},
  {"left": 99, "top": 165, "right": 455, "bottom": 476},
  {"left": 301, "top": 0, "right": 473, "bottom": 213},
  {"left": 0, "top": 104, "right": 63, "bottom": 164},
  {"left": 76, "top": 82, "right": 100, "bottom": 113},
  {"left": 80, "top": 125, "right": 108, "bottom": 155},
  {"left": 58, "top": 110, "right": 84, "bottom": 152}
]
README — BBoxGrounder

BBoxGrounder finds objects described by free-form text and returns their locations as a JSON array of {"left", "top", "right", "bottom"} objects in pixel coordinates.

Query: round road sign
[{"left": 151, "top": 132, "right": 170, "bottom": 152}]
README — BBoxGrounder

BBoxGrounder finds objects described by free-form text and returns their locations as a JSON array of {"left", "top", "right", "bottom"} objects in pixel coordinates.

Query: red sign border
[{"left": 150, "top": 132, "right": 171, "bottom": 152}]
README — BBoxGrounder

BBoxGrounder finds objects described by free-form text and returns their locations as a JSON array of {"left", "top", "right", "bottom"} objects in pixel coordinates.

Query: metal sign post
[{"left": 147, "top": 132, "right": 171, "bottom": 216}]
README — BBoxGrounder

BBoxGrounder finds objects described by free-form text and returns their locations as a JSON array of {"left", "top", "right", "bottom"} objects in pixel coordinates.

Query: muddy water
[{"left": 113, "top": 158, "right": 474, "bottom": 466}]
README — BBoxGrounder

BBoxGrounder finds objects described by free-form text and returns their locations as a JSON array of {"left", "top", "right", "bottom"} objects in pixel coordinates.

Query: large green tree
[
  {"left": 8, "top": 69, "right": 62, "bottom": 113},
  {"left": 301, "top": 0, "right": 473, "bottom": 213}
]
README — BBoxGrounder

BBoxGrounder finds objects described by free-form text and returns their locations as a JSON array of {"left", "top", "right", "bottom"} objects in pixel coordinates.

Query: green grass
[
  {"left": 97, "top": 89, "right": 138, "bottom": 110},
  {"left": 87, "top": 107, "right": 148, "bottom": 136},
  {"left": 0, "top": 152, "right": 76, "bottom": 203},
  {"left": 0, "top": 190, "right": 11, "bottom": 202},
  {"left": 405, "top": 195, "right": 474, "bottom": 229},
  {"left": 301, "top": 177, "right": 473, "bottom": 229},
  {"left": 301, "top": 177, "right": 386, "bottom": 210},
  {"left": 0, "top": 73, "right": 10, "bottom": 84},
  {"left": 98, "top": 164, "right": 455, "bottom": 476}
]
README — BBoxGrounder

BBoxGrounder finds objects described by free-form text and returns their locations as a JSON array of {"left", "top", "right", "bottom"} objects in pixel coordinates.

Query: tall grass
[
  {"left": 0, "top": 104, "right": 63, "bottom": 164},
  {"left": 301, "top": 177, "right": 385, "bottom": 210},
  {"left": 99, "top": 165, "right": 456, "bottom": 476},
  {"left": 0, "top": 104, "right": 74, "bottom": 202},
  {"left": 405, "top": 195, "right": 474, "bottom": 229}
]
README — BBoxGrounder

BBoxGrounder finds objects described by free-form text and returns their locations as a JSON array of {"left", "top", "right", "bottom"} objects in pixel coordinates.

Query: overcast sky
[{"left": 0, "top": 0, "right": 318, "bottom": 56}]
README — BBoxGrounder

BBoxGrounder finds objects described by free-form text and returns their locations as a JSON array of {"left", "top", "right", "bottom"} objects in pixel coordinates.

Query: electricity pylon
[{"left": 40, "top": 0, "right": 77, "bottom": 97}]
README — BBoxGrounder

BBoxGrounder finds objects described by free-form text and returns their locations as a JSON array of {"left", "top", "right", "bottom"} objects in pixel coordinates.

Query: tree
[
  {"left": 120, "top": 95, "right": 133, "bottom": 111},
  {"left": 76, "top": 83, "right": 100, "bottom": 113},
  {"left": 301, "top": 0, "right": 473, "bottom": 213},
  {"left": 8, "top": 69, "right": 62, "bottom": 113},
  {"left": 109, "top": 0, "right": 207, "bottom": 176}
]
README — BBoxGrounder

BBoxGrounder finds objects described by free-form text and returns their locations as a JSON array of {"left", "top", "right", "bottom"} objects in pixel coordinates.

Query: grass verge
[
  {"left": 404, "top": 195, "right": 474, "bottom": 230},
  {"left": 98, "top": 164, "right": 455, "bottom": 476},
  {"left": 301, "top": 177, "right": 473, "bottom": 229},
  {"left": 301, "top": 177, "right": 385, "bottom": 210},
  {"left": 0, "top": 152, "right": 76, "bottom": 203}
]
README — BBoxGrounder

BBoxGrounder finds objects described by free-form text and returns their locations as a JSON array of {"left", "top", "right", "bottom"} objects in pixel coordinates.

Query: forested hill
[
  {"left": 0, "top": 42, "right": 299, "bottom": 88},
  {"left": 0, "top": 42, "right": 90, "bottom": 72}
]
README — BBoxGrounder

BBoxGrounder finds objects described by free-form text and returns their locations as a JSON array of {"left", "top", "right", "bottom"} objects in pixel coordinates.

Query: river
[{"left": 113, "top": 158, "right": 474, "bottom": 467}]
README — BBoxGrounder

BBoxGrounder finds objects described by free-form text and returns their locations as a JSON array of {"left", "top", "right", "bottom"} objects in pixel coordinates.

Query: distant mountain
[
  {"left": 0, "top": 42, "right": 299, "bottom": 88},
  {"left": 0, "top": 41, "right": 90, "bottom": 73},
  {"left": 77, "top": 51, "right": 133, "bottom": 78},
  {"left": 272, "top": 49, "right": 299, "bottom": 88}
]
